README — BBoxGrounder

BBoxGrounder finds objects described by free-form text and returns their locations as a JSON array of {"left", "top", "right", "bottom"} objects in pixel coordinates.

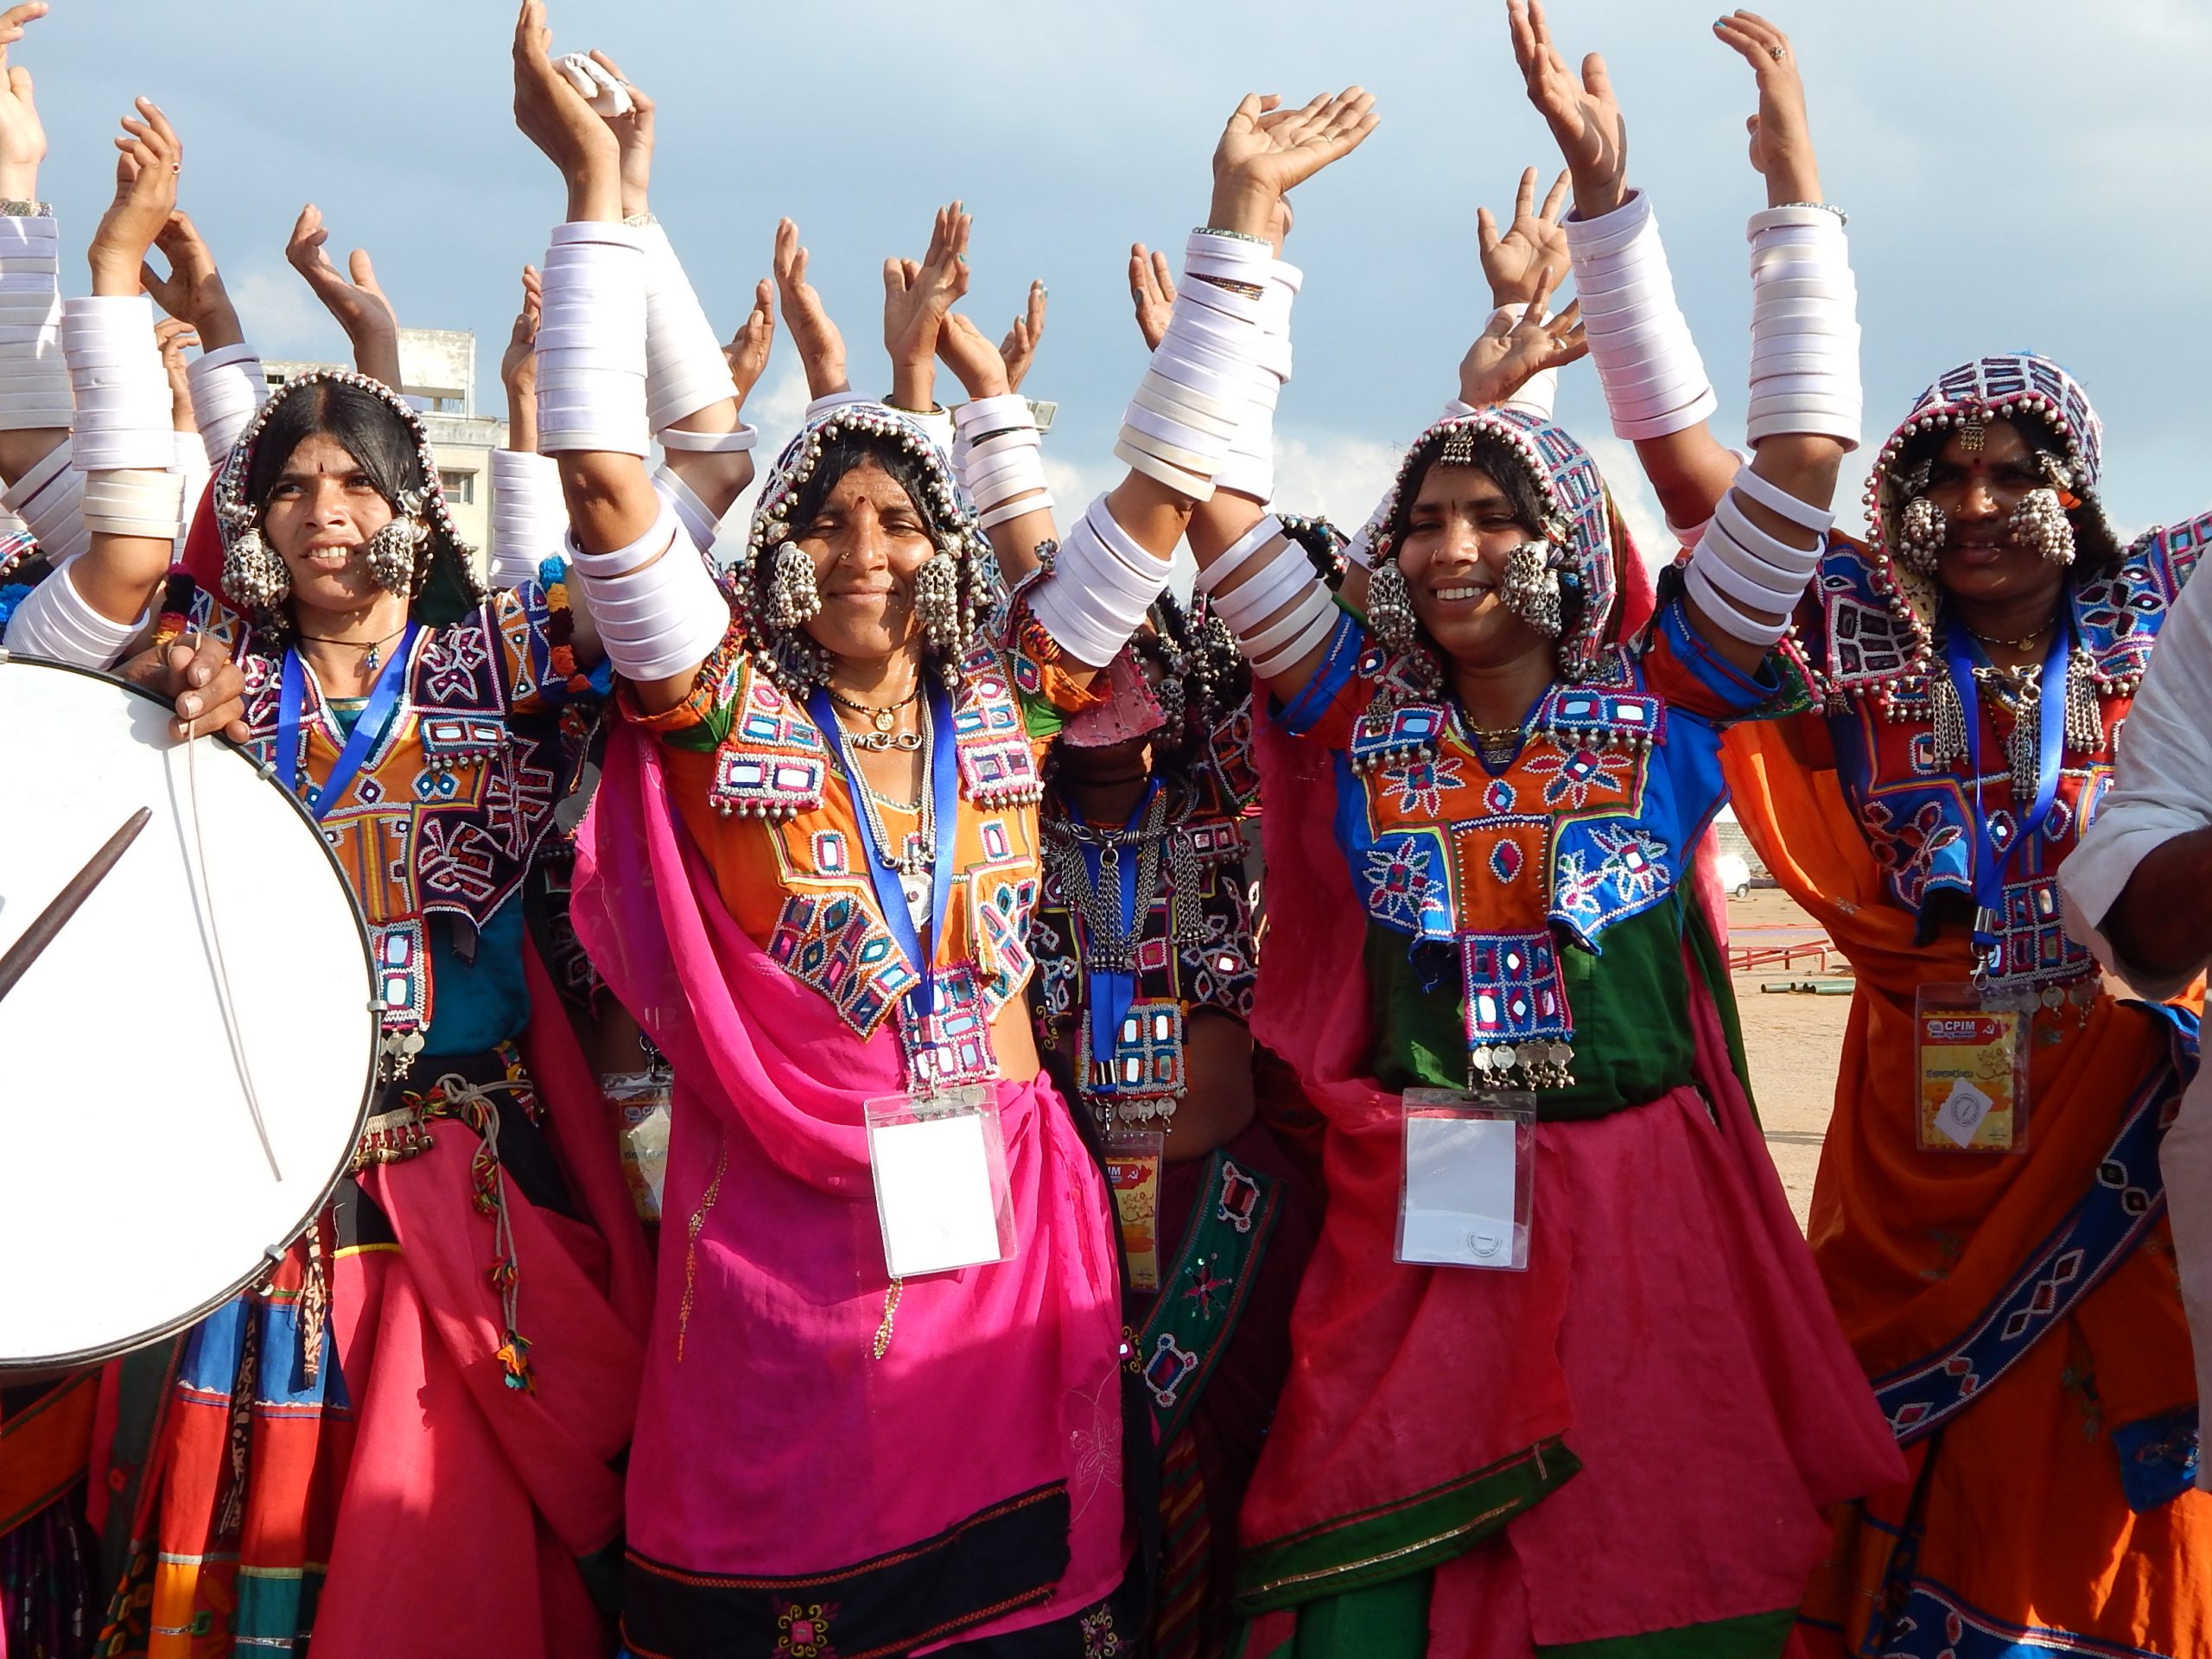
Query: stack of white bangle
[
  {"left": 3, "top": 561, "right": 142, "bottom": 666},
  {"left": 1, "top": 439, "right": 86, "bottom": 567},
  {"left": 1683, "top": 463, "right": 1834, "bottom": 646},
  {"left": 1212, "top": 257, "right": 1299, "bottom": 503},
  {"left": 1027, "top": 493, "right": 1172, "bottom": 665},
  {"left": 62, "top": 296, "right": 186, "bottom": 540},
  {"left": 565, "top": 498, "right": 728, "bottom": 682},
  {"left": 1564, "top": 192, "right": 1717, "bottom": 441},
  {"left": 490, "top": 448, "right": 567, "bottom": 588},
  {"left": 1745, "top": 206, "right": 1859, "bottom": 447},
  {"left": 652, "top": 464, "right": 721, "bottom": 556},
  {"left": 1198, "top": 512, "right": 1338, "bottom": 676},
  {"left": 1116, "top": 230, "right": 1279, "bottom": 502},
  {"left": 0, "top": 215, "right": 68, "bottom": 434},
  {"left": 639, "top": 220, "right": 741, "bottom": 435},
  {"left": 187, "top": 341, "right": 269, "bottom": 466},
  {"left": 536, "top": 222, "right": 650, "bottom": 456},
  {"left": 953, "top": 394, "right": 1051, "bottom": 530}
]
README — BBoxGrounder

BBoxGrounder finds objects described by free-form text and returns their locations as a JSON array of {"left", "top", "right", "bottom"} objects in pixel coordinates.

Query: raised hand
[
  {"left": 584, "top": 49, "right": 653, "bottom": 218},
  {"left": 998, "top": 280, "right": 1046, "bottom": 395},
  {"left": 724, "top": 276, "right": 774, "bottom": 406},
  {"left": 882, "top": 200, "right": 971, "bottom": 410},
  {"left": 155, "top": 316, "right": 199, "bottom": 432},
  {"left": 512, "top": 0, "right": 621, "bottom": 219},
  {"left": 1458, "top": 263, "right": 1586, "bottom": 408},
  {"left": 1210, "top": 86, "right": 1378, "bottom": 238},
  {"left": 772, "top": 217, "right": 847, "bottom": 400},
  {"left": 88, "top": 99, "right": 180, "bottom": 296},
  {"left": 140, "top": 211, "right": 244, "bottom": 351},
  {"left": 936, "top": 311, "right": 1010, "bottom": 403},
  {"left": 499, "top": 264, "right": 540, "bottom": 398},
  {"left": 0, "top": 3, "right": 48, "bottom": 201},
  {"left": 1478, "top": 166, "right": 1572, "bottom": 308},
  {"left": 285, "top": 205, "right": 401, "bottom": 386},
  {"left": 1508, "top": 0, "right": 1627, "bottom": 219},
  {"left": 1713, "top": 11, "right": 1821, "bottom": 207},
  {"left": 1128, "top": 244, "right": 1176, "bottom": 352}
]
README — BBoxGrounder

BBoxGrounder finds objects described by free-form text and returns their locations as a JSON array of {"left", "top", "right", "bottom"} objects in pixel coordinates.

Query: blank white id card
[
  {"left": 1396, "top": 1089, "right": 1535, "bottom": 1271},
  {"left": 865, "top": 1087, "right": 1015, "bottom": 1278}
]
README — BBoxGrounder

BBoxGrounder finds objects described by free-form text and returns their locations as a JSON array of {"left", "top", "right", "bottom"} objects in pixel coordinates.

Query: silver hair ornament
[
  {"left": 2011, "top": 486, "right": 2075, "bottom": 567},
  {"left": 1367, "top": 556, "right": 1419, "bottom": 652},
  {"left": 1897, "top": 495, "right": 1946, "bottom": 574},
  {"left": 1501, "top": 539, "right": 1564, "bottom": 639},
  {"left": 766, "top": 538, "right": 823, "bottom": 630}
]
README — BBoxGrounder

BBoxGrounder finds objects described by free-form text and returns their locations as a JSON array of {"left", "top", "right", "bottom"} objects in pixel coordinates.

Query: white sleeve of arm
[
  {"left": 3, "top": 561, "right": 143, "bottom": 667},
  {"left": 2061, "top": 565, "right": 2212, "bottom": 1000}
]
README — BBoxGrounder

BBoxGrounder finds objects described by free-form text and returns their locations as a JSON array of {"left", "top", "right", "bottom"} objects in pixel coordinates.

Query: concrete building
[{"left": 262, "top": 327, "right": 507, "bottom": 567}]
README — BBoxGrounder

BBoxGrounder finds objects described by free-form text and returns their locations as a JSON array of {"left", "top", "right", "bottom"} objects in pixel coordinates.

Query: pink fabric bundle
[{"left": 572, "top": 722, "right": 1128, "bottom": 1645}]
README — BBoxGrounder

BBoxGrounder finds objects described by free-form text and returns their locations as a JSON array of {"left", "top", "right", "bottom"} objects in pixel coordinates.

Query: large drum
[{"left": 0, "top": 655, "right": 378, "bottom": 1370}]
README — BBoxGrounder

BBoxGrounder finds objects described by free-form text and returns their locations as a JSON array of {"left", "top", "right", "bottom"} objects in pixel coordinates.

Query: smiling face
[
  {"left": 259, "top": 431, "right": 398, "bottom": 613},
  {"left": 1396, "top": 461, "right": 1554, "bottom": 671},
  {"left": 793, "top": 457, "right": 937, "bottom": 669},
  {"left": 1922, "top": 416, "right": 2069, "bottom": 620}
]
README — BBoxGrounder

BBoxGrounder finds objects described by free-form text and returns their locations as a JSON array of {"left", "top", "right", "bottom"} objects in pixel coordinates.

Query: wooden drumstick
[{"left": 0, "top": 807, "right": 152, "bottom": 1002}]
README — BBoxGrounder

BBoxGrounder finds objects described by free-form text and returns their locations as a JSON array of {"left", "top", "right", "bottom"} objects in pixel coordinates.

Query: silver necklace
[{"left": 833, "top": 691, "right": 936, "bottom": 926}]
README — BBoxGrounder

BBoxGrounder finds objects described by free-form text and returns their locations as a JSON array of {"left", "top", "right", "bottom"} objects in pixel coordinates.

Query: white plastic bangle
[
  {"left": 1027, "top": 493, "right": 1171, "bottom": 664},
  {"left": 80, "top": 467, "right": 185, "bottom": 540},
  {"left": 61, "top": 296, "right": 173, "bottom": 473},
  {"left": 535, "top": 224, "right": 649, "bottom": 456},
  {"left": 1728, "top": 461, "right": 1835, "bottom": 535},
  {"left": 638, "top": 222, "right": 741, "bottom": 433},
  {"left": 3, "top": 561, "right": 140, "bottom": 667},
  {"left": 569, "top": 500, "right": 728, "bottom": 681},
  {"left": 0, "top": 216, "right": 64, "bottom": 433},
  {"left": 1196, "top": 514, "right": 1284, "bottom": 595},
  {"left": 1250, "top": 588, "right": 1339, "bottom": 677},
  {"left": 2, "top": 436, "right": 86, "bottom": 567},
  {"left": 1565, "top": 191, "right": 1716, "bottom": 443},
  {"left": 652, "top": 464, "right": 720, "bottom": 555},
  {"left": 954, "top": 393, "right": 1032, "bottom": 440},
  {"left": 658, "top": 423, "right": 757, "bottom": 454},
  {"left": 1209, "top": 537, "right": 1312, "bottom": 634},
  {"left": 490, "top": 448, "right": 567, "bottom": 587},
  {"left": 977, "top": 492, "right": 1052, "bottom": 531},
  {"left": 1684, "top": 555, "right": 1789, "bottom": 648},
  {"left": 1238, "top": 575, "right": 1332, "bottom": 659},
  {"left": 1744, "top": 208, "right": 1859, "bottom": 448},
  {"left": 188, "top": 341, "right": 268, "bottom": 466}
]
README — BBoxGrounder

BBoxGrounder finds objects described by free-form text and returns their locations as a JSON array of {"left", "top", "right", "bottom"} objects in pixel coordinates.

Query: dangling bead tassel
[
  {"left": 1929, "top": 672, "right": 1967, "bottom": 772},
  {"left": 2006, "top": 676, "right": 2044, "bottom": 804},
  {"left": 872, "top": 1277, "right": 903, "bottom": 1361},
  {"left": 495, "top": 1332, "right": 535, "bottom": 1392},
  {"left": 2065, "top": 651, "right": 2104, "bottom": 753}
]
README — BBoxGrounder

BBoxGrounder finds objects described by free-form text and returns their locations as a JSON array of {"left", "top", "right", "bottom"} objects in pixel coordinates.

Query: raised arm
[
  {"left": 937, "top": 250, "right": 1058, "bottom": 588},
  {"left": 140, "top": 211, "right": 263, "bottom": 467},
  {"left": 512, "top": 0, "right": 724, "bottom": 710},
  {"left": 1511, "top": 0, "right": 1739, "bottom": 538},
  {"left": 488, "top": 264, "right": 567, "bottom": 588},
  {"left": 9, "top": 97, "right": 186, "bottom": 663},
  {"left": 592, "top": 51, "right": 755, "bottom": 535},
  {"left": 772, "top": 218, "right": 849, "bottom": 404},
  {"left": 1131, "top": 90, "right": 1376, "bottom": 703},
  {"left": 285, "top": 205, "right": 402, "bottom": 388}
]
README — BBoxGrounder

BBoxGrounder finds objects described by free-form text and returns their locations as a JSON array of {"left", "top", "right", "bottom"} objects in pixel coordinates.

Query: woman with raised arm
[
  {"left": 1525, "top": 5, "right": 2212, "bottom": 1649},
  {"left": 1138, "top": 27, "right": 1898, "bottom": 1657},
  {"left": 47, "top": 94, "right": 658, "bottom": 1659},
  {"left": 512, "top": 3, "right": 1334, "bottom": 1649}
]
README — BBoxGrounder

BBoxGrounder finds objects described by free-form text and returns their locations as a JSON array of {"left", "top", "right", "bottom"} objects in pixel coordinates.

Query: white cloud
[{"left": 224, "top": 263, "right": 343, "bottom": 361}]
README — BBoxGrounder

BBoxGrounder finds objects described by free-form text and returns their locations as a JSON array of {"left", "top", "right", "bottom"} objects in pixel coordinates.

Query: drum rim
[{"left": 0, "top": 650, "right": 384, "bottom": 1373}]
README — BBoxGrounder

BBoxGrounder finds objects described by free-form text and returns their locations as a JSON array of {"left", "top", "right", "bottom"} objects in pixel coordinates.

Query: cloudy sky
[{"left": 29, "top": 0, "right": 2212, "bottom": 549}]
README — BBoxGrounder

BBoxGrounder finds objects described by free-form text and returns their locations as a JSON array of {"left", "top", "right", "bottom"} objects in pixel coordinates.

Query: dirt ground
[{"left": 1725, "top": 887, "right": 1851, "bottom": 1231}]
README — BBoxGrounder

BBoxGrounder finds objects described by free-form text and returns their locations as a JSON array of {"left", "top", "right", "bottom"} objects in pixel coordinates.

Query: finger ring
[
  {"left": 169, "top": 162, "right": 181, "bottom": 173},
  {"left": 1769, "top": 45, "right": 1786, "bottom": 60}
]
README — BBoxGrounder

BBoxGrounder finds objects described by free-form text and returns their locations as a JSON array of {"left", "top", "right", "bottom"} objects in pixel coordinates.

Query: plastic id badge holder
[
  {"left": 1103, "top": 1128, "right": 1166, "bottom": 1292},
  {"left": 864, "top": 1085, "right": 1017, "bottom": 1278},
  {"left": 1396, "top": 1089, "right": 1535, "bottom": 1270},
  {"left": 1916, "top": 982, "right": 2033, "bottom": 1154}
]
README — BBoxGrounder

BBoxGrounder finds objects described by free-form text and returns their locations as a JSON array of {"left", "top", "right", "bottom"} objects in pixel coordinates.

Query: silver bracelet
[
  {"left": 0, "top": 199, "right": 52, "bottom": 218},
  {"left": 1770, "top": 200, "right": 1847, "bottom": 226}
]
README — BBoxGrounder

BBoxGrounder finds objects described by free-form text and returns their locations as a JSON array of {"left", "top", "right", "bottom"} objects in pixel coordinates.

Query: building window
[{"left": 440, "top": 469, "right": 476, "bottom": 505}]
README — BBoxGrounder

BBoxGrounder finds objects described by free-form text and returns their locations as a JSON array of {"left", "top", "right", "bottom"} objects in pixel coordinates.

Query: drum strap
[{"left": 277, "top": 625, "right": 419, "bottom": 820}]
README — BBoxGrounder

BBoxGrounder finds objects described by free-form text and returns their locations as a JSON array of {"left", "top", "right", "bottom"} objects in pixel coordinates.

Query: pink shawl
[{"left": 572, "top": 721, "right": 1126, "bottom": 1640}]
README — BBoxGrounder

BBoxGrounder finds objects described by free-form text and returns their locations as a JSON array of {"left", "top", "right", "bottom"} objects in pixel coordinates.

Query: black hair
[
  {"left": 1890, "top": 410, "right": 2126, "bottom": 575},
  {"left": 782, "top": 429, "right": 949, "bottom": 544},
  {"left": 1383, "top": 428, "right": 1588, "bottom": 652},
  {"left": 244, "top": 379, "right": 425, "bottom": 518}
]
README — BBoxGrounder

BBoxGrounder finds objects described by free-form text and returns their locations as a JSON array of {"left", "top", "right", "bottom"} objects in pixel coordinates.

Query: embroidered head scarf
[
  {"left": 733, "top": 401, "right": 997, "bottom": 695},
  {"left": 1367, "top": 406, "right": 1633, "bottom": 682}
]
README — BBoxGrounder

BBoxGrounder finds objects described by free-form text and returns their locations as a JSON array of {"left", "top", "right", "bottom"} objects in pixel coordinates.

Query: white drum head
[{"left": 0, "top": 656, "right": 377, "bottom": 1370}]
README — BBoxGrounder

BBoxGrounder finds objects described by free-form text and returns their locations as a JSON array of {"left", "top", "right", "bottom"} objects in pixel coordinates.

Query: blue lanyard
[
  {"left": 1939, "top": 611, "right": 2069, "bottom": 963},
  {"left": 1077, "top": 780, "right": 1160, "bottom": 1082},
  {"left": 277, "top": 623, "right": 419, "bottom": 822},
  {"left": 808, "top": 680, "right": 960, "bottom": 1017}
]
